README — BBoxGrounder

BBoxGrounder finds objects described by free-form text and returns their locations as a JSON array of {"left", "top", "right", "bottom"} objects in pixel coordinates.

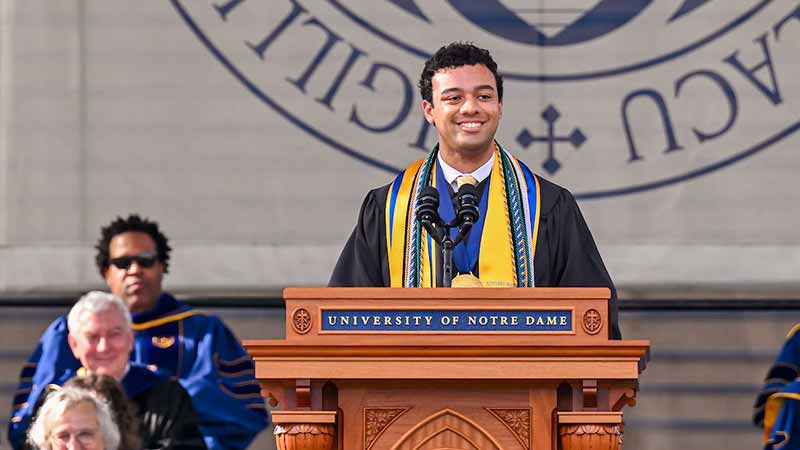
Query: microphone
[
  {"left": 416, "top": 185, "right": 440, "bottom": 226},
  {"left": 455, "top": 182, "right": 480, "bottom": 227}
]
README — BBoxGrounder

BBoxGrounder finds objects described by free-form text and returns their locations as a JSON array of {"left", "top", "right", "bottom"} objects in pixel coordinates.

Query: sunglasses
[{"left": 109, "top": 253, "right": 159, "bottom": 270}]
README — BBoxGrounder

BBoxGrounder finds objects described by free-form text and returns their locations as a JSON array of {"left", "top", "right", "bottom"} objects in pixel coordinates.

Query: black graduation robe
[
  {"left": 123, "top": 365, "right": 208, "bottom": 450},
  {"left": 26, "top": 366, "right": 207, "bottom": 450},
  {"left": 329, "top": 175, "right": 622, "bottom": 339}
]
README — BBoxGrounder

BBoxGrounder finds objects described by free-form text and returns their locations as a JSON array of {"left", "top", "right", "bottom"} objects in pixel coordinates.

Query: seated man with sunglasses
[{"left": 9, "top": 215, "right": 268, "bottom": 450}]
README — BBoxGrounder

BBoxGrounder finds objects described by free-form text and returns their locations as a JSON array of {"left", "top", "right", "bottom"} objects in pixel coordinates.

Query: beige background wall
[{"left": 1, "top": 1, "right": 798, "bottom": 293}]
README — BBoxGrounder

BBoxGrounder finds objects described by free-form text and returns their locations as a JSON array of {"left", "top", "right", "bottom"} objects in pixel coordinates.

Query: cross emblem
[
  {"left": 516, "top": 104, "right": 587, "bottom": 174},
  {"left": 582, "top": 308, "right": 602, "bottom": 335},
  {"left": 292, "top": 308, "right": 312, "bottom": 334}
]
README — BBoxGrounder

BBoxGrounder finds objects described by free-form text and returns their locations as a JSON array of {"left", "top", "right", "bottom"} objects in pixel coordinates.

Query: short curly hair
[
  {"left": 95, "top": 214, "right": 171, "bottom": 277},
  {"left": 418, "top": 42, "right": 503, "bottom": 104}
]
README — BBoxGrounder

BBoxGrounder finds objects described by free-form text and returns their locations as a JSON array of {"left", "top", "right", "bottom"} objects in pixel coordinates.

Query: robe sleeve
[
  {"left": 754, "top": 327, "right": 800, "bottom": 427},
  {"left": 180, "top": 317, "right": 268, "bottom": 450},
  {"left": 329, "top": 186, "right": 390, "bottom": 287},
  {"left": 7, "top": 316, "right": 80, "bottom": 450},
  {"left": 762, "top": 380, "right": 800, "bottom": 449},
  {"left": 534, "top": 185, "right": 621, "bottom": 339}
]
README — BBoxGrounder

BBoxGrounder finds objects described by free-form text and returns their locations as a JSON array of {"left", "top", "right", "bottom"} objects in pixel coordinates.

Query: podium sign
[
  {"left": 245, "top": 288, "right": 649, "bottom": 450},
  {"left": 321, "top": 308, "right": 573, "bottom": 333}
]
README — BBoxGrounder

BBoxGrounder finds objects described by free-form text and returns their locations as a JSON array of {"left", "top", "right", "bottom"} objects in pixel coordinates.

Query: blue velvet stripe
[
  {"left": 12, "top": 365, "right": 36, "bottom": 406},
  {"left": 518, "top": 159, "right": 539, "bottom": 287},
  {"left": 12, "top": 392, "right": 29, "bottom": 407},
  {"left": 388, "top": 171, "right": 405, "bottom": 246},
  {"left": 216, "top": 358, "right": 255, "bottom": 376},
  {"left": 19, "top": 366, "right": 36, "bottom": 379},
  {"left": 222, "top": 381, "right": 262, "bottom": 397},
  {"left": 767, "top": 365, "right": 799, "bottom": 382}
]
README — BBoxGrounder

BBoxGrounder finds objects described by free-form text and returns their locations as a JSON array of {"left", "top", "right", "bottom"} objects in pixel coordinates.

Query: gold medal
[{"left": 451, "top": 273, "right": 483, "bottom": 288}]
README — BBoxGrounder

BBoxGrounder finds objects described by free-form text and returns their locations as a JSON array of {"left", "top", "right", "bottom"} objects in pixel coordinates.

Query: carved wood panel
[
  {"left": 560, "top": 424, "right": 622, "bottom": 450},
  {"left": 389, "top": 409, "right": 503, "bottom": 450},
  {"left": 365, "top": 408, "right": 410, "bottom": 450},
  {"left": 485, "top": 408, "right": 531, "bottom": 449}
]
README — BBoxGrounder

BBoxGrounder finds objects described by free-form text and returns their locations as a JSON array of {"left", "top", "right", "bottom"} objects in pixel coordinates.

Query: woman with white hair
[{"left": 28, "top": 386, "right": 120, "bottom": 450}]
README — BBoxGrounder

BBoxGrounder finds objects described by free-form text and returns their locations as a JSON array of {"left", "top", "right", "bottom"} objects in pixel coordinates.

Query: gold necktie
[{"left": 455, "top": 175, "right": 478, "bottom": 189}]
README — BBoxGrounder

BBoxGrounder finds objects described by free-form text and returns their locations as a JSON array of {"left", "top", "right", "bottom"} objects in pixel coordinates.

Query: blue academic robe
[
  {"left": 8, "top": 293, "right": 268, "bottom": 450},
  {"left": 763, "top": 381, "right": 800, "bottom": 450},
  {"left": 755, "top": 325, "right": 800, "bottom": 427}
]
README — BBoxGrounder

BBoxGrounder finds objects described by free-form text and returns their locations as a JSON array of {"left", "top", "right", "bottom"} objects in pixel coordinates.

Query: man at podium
[{"left": 330, "top": 42, "right": 620, "bottom": 339}]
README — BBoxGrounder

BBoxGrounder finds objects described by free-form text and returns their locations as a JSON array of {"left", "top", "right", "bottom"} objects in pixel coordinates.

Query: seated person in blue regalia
[
  {"left": 26, "top": 291, "right": 206, "bottom": 450},
  {"left": 755, "top": 323, "right": 800, "bottom": 449},
  {"left": 9, "top": 215, "right": 268, "bottom": 450}
]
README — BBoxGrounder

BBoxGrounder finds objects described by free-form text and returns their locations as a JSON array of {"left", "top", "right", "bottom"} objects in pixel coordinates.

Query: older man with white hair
[
  {"left": 18, "top": 292, "right": 206, "bottom": 450},
  {"left": 28, "top": 386, "right": 119, "bottom": 450}
]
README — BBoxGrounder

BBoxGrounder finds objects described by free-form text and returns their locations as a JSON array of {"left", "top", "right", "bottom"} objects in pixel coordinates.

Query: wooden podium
[{"left": 245, "top": 288, "right": 649, "bottom": 450}]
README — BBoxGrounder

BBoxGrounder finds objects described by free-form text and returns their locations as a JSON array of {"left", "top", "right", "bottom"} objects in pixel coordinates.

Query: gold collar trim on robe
[{"left": 132, "top": 310, "right": 203, "bottom": 330}]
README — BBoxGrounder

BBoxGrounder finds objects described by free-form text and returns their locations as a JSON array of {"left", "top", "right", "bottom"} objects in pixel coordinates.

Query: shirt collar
[{"left": 437, "top": 152, "right": 494, "bottom": 189}]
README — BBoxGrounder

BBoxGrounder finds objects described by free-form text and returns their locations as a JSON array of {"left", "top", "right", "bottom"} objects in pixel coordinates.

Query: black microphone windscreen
[
  {"left": 420, "top": 185, "right": 439, "bottom": 198},
  {"left": 416, "top": 185, "right": 440, "bottom": 224},
  {"left": 456, "top": 183, "right": 480, "bottom": 225}
]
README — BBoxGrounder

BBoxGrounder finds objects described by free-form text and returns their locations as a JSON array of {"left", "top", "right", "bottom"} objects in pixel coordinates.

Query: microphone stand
[
  {"left": 422, "top": 223, "right": 464, "bottom": 288},
  {"left": 440, "top": 221, "right": 475, "bottom": 287},
  {"left": 440, "top": 234, "right": 454, "bottom": 288},
  {"left": 417, "top": 184, "right": 478, "bottom": 287}
]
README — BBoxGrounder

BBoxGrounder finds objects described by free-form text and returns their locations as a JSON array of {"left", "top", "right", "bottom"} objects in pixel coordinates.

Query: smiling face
[
  {"left": 422, "top": 64, "right": 503, "bottom": 169},
  {"left": 67, "top": 308, "right": 133, "bottom": 381},
  {"left": 104, "top": 231, "right": 164, "bottom": 314}
]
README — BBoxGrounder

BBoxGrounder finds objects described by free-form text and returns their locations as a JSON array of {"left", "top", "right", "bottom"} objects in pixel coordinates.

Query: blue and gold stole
[{"left": 385, "top": 143, "right": 541, "bottom": 287}]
